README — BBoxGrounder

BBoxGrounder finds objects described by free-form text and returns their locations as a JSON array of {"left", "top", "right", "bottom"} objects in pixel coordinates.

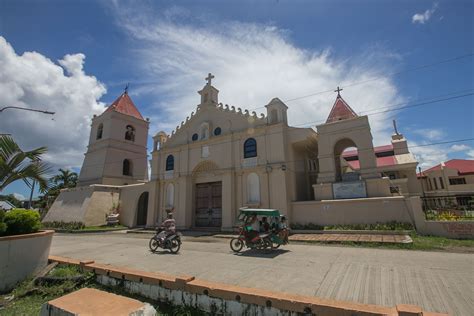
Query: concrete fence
[
  {"left": 291, "top": 196, "right": 474, "bottom": 239},
  {"left": 49, "top": 255, "right": 445, "bottom": 316},
  {"left": 291, "top": 196, "right": 416, "bottom": 226}
]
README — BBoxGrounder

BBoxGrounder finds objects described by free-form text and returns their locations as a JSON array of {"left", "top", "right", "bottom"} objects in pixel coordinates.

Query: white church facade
[{"left": 44, "top": 75, "right": 422, "bottom": 230}]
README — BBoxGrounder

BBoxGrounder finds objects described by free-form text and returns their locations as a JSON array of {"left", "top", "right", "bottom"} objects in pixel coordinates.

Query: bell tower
[
  {"left": 78, "top": 89, "right": 150, "bottom": 186},
  {"left": 198, "top": 73, "right": 219, "bottom": 108}
]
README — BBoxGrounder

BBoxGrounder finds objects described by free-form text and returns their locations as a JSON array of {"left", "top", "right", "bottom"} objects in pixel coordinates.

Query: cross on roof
[
  {"left": 124, "top": 83, "right": 129, "bottom": 94},
  {"left": 205, "top": 73, "right": 215, "bottom": 86},
  {"left": 334, "top": 86, "right": 343, "bottom": 97}
]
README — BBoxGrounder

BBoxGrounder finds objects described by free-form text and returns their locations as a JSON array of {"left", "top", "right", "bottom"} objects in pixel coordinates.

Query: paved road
[{"left": 50, "top": 232, "right": 474, "bottom": 316}]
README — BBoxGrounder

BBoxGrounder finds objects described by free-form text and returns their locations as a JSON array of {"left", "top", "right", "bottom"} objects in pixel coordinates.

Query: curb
[{"left": 48, "top": 255, "right": 446, "bottom": 316}]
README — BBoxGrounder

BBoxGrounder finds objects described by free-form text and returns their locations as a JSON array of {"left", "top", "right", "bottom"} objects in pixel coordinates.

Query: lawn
[{"left": 0, "top": 264, "right": 207, "bottom": 316}]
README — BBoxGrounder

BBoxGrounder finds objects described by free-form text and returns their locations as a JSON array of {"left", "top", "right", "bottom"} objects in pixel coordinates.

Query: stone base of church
[
  {"left": 291, "top": 196, "right": 419, "bottom": 226},
  {"left": 313, "top": 177, "right": 392, "bottom": 201},
  {"left": 42, "top": 185, "right": 121, "bottom": 227}
]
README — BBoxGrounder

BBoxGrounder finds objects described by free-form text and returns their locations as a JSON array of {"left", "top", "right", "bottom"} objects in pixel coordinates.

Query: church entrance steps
[{"left": 213, "top": 232, "right": 413, "bottom": 244}]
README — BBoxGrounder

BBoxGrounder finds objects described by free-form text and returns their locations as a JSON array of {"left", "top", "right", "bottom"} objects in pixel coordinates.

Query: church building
[{"left": 44, "top": 74, "right": 422, "bottom": 230}]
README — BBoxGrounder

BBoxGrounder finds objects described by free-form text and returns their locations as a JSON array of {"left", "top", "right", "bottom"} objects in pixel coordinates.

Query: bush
[
  {"left": 290, "top": 221, "right": 414, "bottom": 231},
  {"left": 2, "top": 209, "right": 41, "bottom": 236},
  {"left": 42, "top": 221, "right": 85, "bottom": 230},
  {"left": 0, "top": 210, "right": 7, "bottom": 235}
]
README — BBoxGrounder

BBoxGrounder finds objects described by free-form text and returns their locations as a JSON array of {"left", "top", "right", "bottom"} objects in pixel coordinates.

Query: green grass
[
  {"left": 48, "top": 265, "right": 82, "bottom": 278},
  {"left": 0, "top": 264, "right": 207, "bottom": 316}
]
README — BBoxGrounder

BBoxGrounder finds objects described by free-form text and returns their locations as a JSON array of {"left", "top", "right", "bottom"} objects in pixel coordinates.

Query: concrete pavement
[{"left": 50, "top": 232, "right": 474, "bottom": 316}]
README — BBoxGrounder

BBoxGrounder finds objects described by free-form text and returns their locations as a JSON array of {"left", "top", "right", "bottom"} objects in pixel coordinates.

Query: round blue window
[
  {"left": 214, "top": 127, "right": 222, "bottom": 136},
  {"left": 192, "top": 133, "right": 198, "bottom": 141}
]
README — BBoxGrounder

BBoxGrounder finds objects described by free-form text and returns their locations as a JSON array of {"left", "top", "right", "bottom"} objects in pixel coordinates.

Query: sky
[{"left": 0, "top": 0, "right": 473, "bottom": 199}]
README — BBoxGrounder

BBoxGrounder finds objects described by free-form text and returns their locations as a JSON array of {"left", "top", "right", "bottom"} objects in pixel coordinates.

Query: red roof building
[
  {"left": 104, "top": 92, "right": 144, "bottom": 120},
  {"left": 342, "top": 144, "right": 398, "bottom": 169},
  {"left": 420, "top": 159, "right": 474, "bottom": 176}
]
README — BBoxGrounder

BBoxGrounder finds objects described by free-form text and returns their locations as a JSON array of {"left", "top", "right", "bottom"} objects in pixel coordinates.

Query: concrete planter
[{"left": 0, "top": 230, "right": 54, "bottom": 293}]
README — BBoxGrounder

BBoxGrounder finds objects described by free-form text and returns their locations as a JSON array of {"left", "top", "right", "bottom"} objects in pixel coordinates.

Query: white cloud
[
  {"left": 13, "top": 193, "right": 26, "bottom": 201},
  {"left": 413, "top": 128, "right": 445, "bottom": 141},
  {"left": 450, "top": 144, "right": 470, "bottom": 152},
  {"left": 467, "top": 150, "right": 474, "bottom": 159},
  {"left": 411, "top": 142, "right": 448, "bottom": 169},
  {"left": 109, "top": 1, "right": 404, "bottom": 146},
  {"left": 412, "top": 3, "right": 438, "bottom": 24},
  {"left": 0, "top": 36, "right": 107, "bottom": 171}
]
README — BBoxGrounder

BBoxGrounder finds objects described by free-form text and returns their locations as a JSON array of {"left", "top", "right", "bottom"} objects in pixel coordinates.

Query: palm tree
[
  {"left": 50, "top": 169, "right": 78, "bottom": 189},
  {"left": 0, "top": 136, "right": 50, "bottom": 192}
]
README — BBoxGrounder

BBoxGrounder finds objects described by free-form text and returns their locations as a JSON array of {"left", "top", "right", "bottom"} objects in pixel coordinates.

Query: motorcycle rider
[{"left": 157, "top": 210, "right": 176, "bottom": 242}]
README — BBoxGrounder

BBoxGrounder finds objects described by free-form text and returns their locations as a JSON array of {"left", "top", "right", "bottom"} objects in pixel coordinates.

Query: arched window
[
  {"left": 247, "top": 173, "right": 260, "bottom": 203},
  {"left": 166, "top": 183, "right": 174, "bottom": 208},
  {"left": 96, "top": 123, "right": 103, "bottom": 140},
  {"left": 166, "top": 155, "right": 174, "bottom": 171},
  {"left": 125, "top": 125, "right": 135, "bottom": 141},
  {"left": 123, "top": 159, "right": 132, "bottom": 176},
  {"left": 244, "top": 138, "right": 257, "bottom": 158}
]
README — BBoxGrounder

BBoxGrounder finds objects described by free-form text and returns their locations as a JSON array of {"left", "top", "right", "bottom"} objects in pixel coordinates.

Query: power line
[
  {"left": 291, "top": 90, "right": 473, "bottom": 128},
  {"left": 248, "top": 52, "right": 474, "bottom": 110}
]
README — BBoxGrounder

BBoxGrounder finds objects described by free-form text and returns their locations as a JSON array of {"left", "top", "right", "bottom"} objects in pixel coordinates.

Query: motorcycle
[
  {"left": 149, "top": 228, "right": 182, "bottom": 254},
  {"left": 230, "top": 226, "right": 273, "bottom": 253}
]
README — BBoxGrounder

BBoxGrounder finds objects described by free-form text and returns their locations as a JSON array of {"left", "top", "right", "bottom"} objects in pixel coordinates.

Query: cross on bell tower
[
  {"left": 334, "top": 86, "right": 343, "bottom": 97},
  {"left": 198, "top": 73, "right": 219, "bottom": 107},
  {"left": 205, "top": 73, "right": 215, "bottom": 86}
]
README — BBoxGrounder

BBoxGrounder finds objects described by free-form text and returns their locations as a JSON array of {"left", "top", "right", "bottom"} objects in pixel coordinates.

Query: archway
[
  {"left": 136, "top": 192, "right": 149, "bottom": 226},
  {"left": 333, "top": 138, "right": 358, "bottom": 182}
]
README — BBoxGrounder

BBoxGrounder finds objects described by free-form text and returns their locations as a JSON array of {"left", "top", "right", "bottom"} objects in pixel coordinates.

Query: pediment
[{"left": 162, "top": 103, "right": 267, "bottom": 148}]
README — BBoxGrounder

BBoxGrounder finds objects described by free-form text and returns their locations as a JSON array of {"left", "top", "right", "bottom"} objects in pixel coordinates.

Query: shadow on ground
[{"left": 232, "top": 249, "right": 290, "bottom": 259}]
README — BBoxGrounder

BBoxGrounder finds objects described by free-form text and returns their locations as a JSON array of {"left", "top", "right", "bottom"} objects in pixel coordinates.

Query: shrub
[
  {"left": 42, "top": 221, "right": 85, "bottom": 230},
  {"left": 290, "top": 221, "right": 414, "bottom": 231},
  {"left": 0, "top": 210, "right": 7, "bottom": 235},
  {"left": 2, "top": 209, "right": 41, "bottom": 236}
]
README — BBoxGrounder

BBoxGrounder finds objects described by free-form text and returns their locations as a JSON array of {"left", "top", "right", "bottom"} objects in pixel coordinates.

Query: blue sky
[{"left": 0, "top": 0, "right": 473, "bottom": 200}]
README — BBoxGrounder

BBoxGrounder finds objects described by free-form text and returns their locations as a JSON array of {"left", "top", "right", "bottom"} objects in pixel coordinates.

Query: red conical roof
[
  {"left": 326, "top": 95, "right": 357, "bottom": 123},
  {"left": 104, "top": 92, "right": 144, "bottom": 120}
]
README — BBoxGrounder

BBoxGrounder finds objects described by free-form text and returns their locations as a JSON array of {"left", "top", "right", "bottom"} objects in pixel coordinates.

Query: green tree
[
  {"left": 38, "top": 169, "right": 78, "bottom": 211},
  {"left": 50, "top": 169, "right": 78, "bottom": 190},
  {"left": 0, "top": 136, "right": 50, "bottom": 192},
  {"left": 0, "top": 194, "right": 23, "bottom": 208}
]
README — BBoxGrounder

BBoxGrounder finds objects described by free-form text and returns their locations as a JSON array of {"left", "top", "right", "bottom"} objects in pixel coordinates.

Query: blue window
[
  {"left": 214, "top": 127, "right": 221, "bottom": 136},
  {"left": 166, "top": 155, "right": 174, "bottom": 171},
  {"left": 244, "top": 138, "right": 257, "bottom": 158},
  {"left": 192, "top": 133, "right": 198, "bottom": 141}
]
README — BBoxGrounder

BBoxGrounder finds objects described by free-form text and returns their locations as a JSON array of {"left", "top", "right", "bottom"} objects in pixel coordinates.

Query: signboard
[{"left": 333, "top": 181, "right": 367, "bottom": 199}]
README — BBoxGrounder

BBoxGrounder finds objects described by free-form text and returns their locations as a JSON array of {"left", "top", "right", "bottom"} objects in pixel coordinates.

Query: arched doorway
[
  {"left": 334, "top": 138, "right": 358, "bottom": 182},
  {"left": 136, "top": 192, "right": 149, "bottom": 226}
]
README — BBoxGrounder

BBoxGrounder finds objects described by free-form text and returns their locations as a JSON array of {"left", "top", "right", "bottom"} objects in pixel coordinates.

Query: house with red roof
[{"left": 418, "top": 159, "right": 474, "bottom": 208}]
